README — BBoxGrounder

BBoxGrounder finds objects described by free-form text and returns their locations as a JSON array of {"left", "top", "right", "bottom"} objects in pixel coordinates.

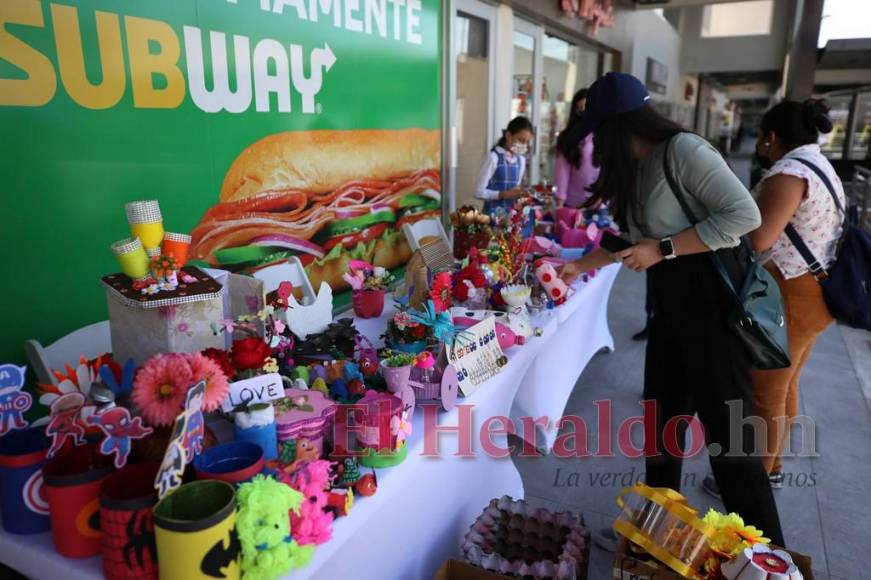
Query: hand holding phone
[{"left": 600, "top": 231, "right": 633, "bottom": 254}]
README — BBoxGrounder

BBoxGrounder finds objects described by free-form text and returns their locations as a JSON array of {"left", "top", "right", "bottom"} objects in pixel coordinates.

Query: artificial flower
[
  {"left": 232, "top": 337, "right": 272, "bottom": 370},
  {"left": 262, "top": 357, "right": 279, "bottom": 373},
  {"left": 132, "top": 353, "right": 192, "bottom": 427},
  {"left": 702, "top": 509, "right": 769, "bottom": 558},
  {"left": 38, "top": 356, "right": 108, "bottom": 407},
  {"left": 202, "top": 348, "right": 235, "bottom": 379},
  {"left": 342, "top": 271, "right": 365, "bottom": 291},
  {"left": 390, "top": 411, "right": 412, "bottom": 449},
  {"left": 430, "top": 272, "right": 453, "bottom": 313},
  {"left": 257, "top": 305, "right": 275, "bottom": 322},
  {"left": 187, "top": 352, "right": 230, "bottom": 412}
]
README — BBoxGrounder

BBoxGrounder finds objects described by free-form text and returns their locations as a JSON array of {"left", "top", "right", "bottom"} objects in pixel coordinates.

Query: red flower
[
  {"left": 431, "top": 271, "right": 453, "bottom": 313},
  {"left": 202, "top": 347, "right": 235, "bottom": 379},
  {"left": 231, "top": 337, "right": 272, "bottom": 370}
]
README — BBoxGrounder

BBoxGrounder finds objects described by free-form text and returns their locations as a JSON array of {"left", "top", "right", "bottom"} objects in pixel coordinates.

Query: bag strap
[
  {"left": 661, "top": 137, "right": 741, "bottom": 296},
  {"left": 779, "top": 156, "right": 840, "bottom": 280}
]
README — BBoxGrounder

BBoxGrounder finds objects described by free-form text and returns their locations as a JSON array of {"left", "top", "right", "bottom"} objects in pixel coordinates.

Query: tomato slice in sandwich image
[{"left": 189, "top": 129, "right": 441, "bottom": 290}]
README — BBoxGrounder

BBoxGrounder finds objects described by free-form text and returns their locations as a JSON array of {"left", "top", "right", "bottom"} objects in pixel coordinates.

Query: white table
[{"left": 0, "top": 265, "right": 618, "bottom": 580}]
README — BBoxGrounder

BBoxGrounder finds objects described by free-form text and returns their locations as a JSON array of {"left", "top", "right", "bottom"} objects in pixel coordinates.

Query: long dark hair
[
  {"left": 556, "top": 89, "right": 589, "bottom": 168},
  {"left": 497, "top": 116, "right": 534, "bottom": 149},
  {"left": 586, "top": 105, "right": 685, "bottom": 230},
  {"left": 760, "top": 98, "right": 833, "bottom": 151}
]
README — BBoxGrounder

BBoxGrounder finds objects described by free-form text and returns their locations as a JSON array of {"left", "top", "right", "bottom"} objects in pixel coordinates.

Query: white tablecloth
[{"left": 0, "top": 264, "right": 619, "bottom": 580}]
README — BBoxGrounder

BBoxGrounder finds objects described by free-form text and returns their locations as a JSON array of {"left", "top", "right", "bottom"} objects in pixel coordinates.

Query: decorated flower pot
[
  {"left": 353, "top": 391, "right": 408, "bottom": 468},
  {"left": 380, "top": 360, "right": 412, "bottom": 393},
  {"left": 193, "top": 441, "right": 264, "bottom": 485},
  {"left": 0, "top": 427, "right": 51, "bottom": 534},
  {"left": 275, "top": 389, "right": 336, "bottom": 456},
  {"left": 100, "top": 462, "right": 160, "bottom": 580},
  {"left": 352, "top": 289, "right": 385, "bottom": 318},
  {"left": 387, "top": 340, "right": 428, "bottom": 354},
  {"left": 233, "top": 405, "right": 278, "bottom": 462},
  {"left": 153, "top": 480, "right": 240, "bottom": 580},
  {"left": 43, "top": 443, "right": 114, "bottom": 558}
]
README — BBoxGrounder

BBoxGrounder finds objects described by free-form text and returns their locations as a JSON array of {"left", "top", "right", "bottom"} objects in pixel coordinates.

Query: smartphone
[{"left": 600, "top": 231, "right": 634, "bottom": 253}]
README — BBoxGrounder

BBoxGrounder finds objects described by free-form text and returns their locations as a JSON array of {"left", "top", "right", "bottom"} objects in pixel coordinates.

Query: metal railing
[{"left": 846, "top": 166, "right": 871, "bottom": 232}]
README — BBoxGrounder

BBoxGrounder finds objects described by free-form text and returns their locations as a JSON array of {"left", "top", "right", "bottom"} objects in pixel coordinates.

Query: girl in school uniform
[{"left": 473, "top": 116, "right": 535, "bottom": 215}]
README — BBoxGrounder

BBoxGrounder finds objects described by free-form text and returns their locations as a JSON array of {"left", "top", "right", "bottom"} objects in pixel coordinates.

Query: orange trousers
[{"left": 752, "top": 264, "right": 833, "bottom": 473}]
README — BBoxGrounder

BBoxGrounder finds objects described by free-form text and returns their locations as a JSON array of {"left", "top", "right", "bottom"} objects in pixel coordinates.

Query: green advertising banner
[{"left": 0, "top": 0, "right": 442, "bottom": 365}]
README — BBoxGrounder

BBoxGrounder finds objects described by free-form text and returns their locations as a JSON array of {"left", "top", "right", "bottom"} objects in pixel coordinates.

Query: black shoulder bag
[{"left": 662, "top": 138, "right": 791, "bottom": 370}]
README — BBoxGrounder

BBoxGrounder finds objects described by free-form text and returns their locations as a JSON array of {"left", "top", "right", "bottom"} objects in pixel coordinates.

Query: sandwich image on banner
[{"left": 190, "top": 128, "right": 441, "bottom": 291}]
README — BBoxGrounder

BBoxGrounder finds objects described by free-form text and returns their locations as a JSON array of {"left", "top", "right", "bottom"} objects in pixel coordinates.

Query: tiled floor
[{"left": 514, "top": 267, "right": 871, "bottom": 579}]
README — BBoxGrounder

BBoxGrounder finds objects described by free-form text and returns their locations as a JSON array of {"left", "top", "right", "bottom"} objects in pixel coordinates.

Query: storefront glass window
[
  {"left": 539, "top": 35, "right": 599, "bottom": 183},
  {"left": 820, "top": 95, "right": 852, "bottom": 160},
  {"left": 512, "top": 31, "right": 535, "bottom": 120},
  {"left": 848, "top": 91, "right": 871, "bottom": 160}
]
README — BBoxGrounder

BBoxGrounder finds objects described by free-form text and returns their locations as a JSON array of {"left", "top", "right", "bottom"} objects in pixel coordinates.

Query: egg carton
[{"left": 462, "top": 496, "right": 590, "bottom": 580}]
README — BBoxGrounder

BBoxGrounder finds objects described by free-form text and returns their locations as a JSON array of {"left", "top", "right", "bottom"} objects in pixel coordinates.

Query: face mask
[{"left": 511, "top": 143, "right": 528, "bottom": 155}]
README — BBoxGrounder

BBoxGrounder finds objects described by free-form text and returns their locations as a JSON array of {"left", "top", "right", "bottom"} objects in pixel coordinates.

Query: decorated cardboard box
[
  {"left": 274, "top": 389, "right": 337, "bottom": 456},
  {"left": 103, "top": 267, "right": 225, "bottom": 364},
  {"left": 612, "top": 538, "right": 815, "bottom": 580}
]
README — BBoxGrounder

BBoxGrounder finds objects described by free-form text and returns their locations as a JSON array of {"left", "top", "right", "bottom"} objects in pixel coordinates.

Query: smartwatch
[{"left": 659, "top": 237, "right": 677, "bottom": 260}]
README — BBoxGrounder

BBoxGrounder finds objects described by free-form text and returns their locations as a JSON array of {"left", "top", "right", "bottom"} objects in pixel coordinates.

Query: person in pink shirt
[{"left": 554, "top": 89, "right": 600, "bottom": 208}]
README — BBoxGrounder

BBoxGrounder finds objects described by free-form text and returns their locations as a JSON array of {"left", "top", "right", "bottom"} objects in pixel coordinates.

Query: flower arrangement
[
  {"left": 382, "top": 309, "right": 431, "bottom": 348},
  {"left": 452, "top": 250, "right": 489, "bottom": 305},
  {"left": 342, "top": 260, "right": 394, "bottom": 291},
  {"left": 131, "top": 352, "right": 229, "bottom": 427},
  {"left": 450, "top": 205, "right": 492, "bottom": 234},
  {"left": 701, "top": 509, "right": 770, "bottom": 578}
]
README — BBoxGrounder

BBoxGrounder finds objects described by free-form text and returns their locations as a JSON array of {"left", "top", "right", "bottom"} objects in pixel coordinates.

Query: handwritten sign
[
  {"left": 447, "top": 317, "right": 507, "bottom": 397},
  {"left": 222, "top": 373, "right": 285, "bottom": 412}
]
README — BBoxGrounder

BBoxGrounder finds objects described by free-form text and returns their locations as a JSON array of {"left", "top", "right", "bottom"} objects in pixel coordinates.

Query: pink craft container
[{"left": 275, "top": 389, "right": 336, "bottom": 456}]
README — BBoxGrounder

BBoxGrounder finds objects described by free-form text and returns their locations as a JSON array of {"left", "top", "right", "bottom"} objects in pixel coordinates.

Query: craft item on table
[
  {"left": 343, "top": 361, "right": 364, "bottom": 384},
  {"left": 311, "top": 378, "right": 329, "bottom": 395},
  {"left": 152, "top": 480, "right": 241, "bottom": 580},
  {"left": 451, "top": 308, "right": 520, "bottom": 350},
  {"left": 534, "top": 259, "right": 570, "bottom": 306},
  {"left": 221, "top": 372, "right": 285, "bottom": 413},
  {"left": 345, "top": 260, "right": 393, "bottom": 319},
  {"left": 99, "top": 462, "right": 160, "bottom": 580},
  {"left": 274, "top": 389, "right": 336, "bottom": 457},
  {"left": 273, "top": 438, "right": 319, "bottom": 476},
  {"left": 452, "top": 255, "right": 490, "bottom": 311},
  {"left": 43, "top": 443, "right": 114, "bottom": 558},
  {"left": 281, "top": 459, "right": 334, "bottom": 546},
  {"left": 325, "top": 489, "right": 354, "bottom": 518},
  {"left": 154, "top": 412, "right": 188, "bottom": 499},
  {"left": 462, "top": 495, "right": 590, "bottom": 580},
  {"left": 554, "top": 207, "right": 580, "bottom": 243},
  {"left": 334, "top": 456, "right": 362, "bottom": 486},
  {"left": 0, "top": 363, "right": 32, "bottom": 436},
  {"left": 526, "top": 236, "right": 560, "bottom": 257},
  {"left": 162, "top": 232, "right": 192, "bottom": 267},
  {"left": 418, "top": 236, "right": 454, "bottom": 274},
  {"left": 112, "top": 237, "right": 151, "bottom": 281},
  {"left": 46, "top": 392, "right": 90, "bottom": 458},
  {"left": 613, "top": 483, "right": 714, "bottom": 579},
  {"left": 430, "top": 271, "right": 454, "bottom": 313},
  {"left": 447, "top": 316, "right": 507, "bottom": 397},
  {"left": 383, "top": 309, "right": 431, "bottom": 354},
  {"left": 103, "top": 267, "right": 224, "bottom": 365},
  {"left": 236, "top": 474, "right": 313, "bottom": 578},
  {"left": 399, "top": 249, "right": 432, "bottom": 311},
  {"left": 401, "top": 347, "right": 460, "bottom": 412},
  {"left": 126, "top": 200, "right": 164, "bottom": 250},
  {"left": 355, "top": 471, "right": 378, "bottom": 496},
  {"left": 194, "top": 440, "right": 265, "bottom": 485},
  {"left": 341, "top": 390, "right": 407, "bottom": 468},
  {"left": 99, "top": 358, "right": 136, "bottom": 403},
  {"left": 720, "top": 544, "right": 803, "bottom": 580},
  {"left": 88, "top": 407, "right": 153, "bottom": 469},
  {"left": 180, "top": 381, "right": 207, "bottom": 463},
  {"left": 380, "top": 353, "right": 416, "bottom": 412},
  {"left": 0, "top": 426, "right": 51, "bottom": 535},
  {"left": 701, "top": 508, "right": 771, "bottom": 578},
  {"left": 451, "top": 205, "right": 493, "bottom": 260},
  {"left": 353, "top": 334, "right": 379, "bottom": 372},
  {"left": 233, "top": 403, "right": 278, "bottom": 462},
  {"left": 292, "top": 318, "right": 358, "bottom": 360},
  {"left": 408, "top": 299, "right": 470, "bottom": 346},
  {"left": 501, "top": 285, "right": 534, "bottom": 344},
  {"left": 329, "top": 379, "right": 350, "bottom": 401},
  {"left": 390, "top": 410, "right": 412, "bottom": 449},
  {"left": 283, "top": 281, "right": 333, "bottom": 340},
  {"left": 323, "top": 360, "right": 345, "bottom": 383},
  {"left": 292, "top": 375, "right": 310, "bottom": 390}
]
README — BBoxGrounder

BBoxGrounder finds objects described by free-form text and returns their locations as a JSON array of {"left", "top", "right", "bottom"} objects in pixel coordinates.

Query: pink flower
[
  {"left": 132, "top": 353, "right": 192, "bottom": 427},
  {"left": 186, "top": 352, "right": 230, "bottom": 412}
]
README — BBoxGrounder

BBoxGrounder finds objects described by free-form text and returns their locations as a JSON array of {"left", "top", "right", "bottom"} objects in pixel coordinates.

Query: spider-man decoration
[
  {"left": 101, "top": 506, "right": 158, "bottom": 580},
  {"left": 88, "top": 408, "right": 153, "bottom": 469},
  {"left": 46, "top": 392, "right": 88, "bottom": 458}
]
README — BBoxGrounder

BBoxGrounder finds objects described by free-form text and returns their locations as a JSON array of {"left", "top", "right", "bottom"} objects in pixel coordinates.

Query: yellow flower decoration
[
  {"left": 262, "top": 357, "right": 279, "bottom": 373},
  {"left": 702, "top": 509, "right": 769, "bottom": 557}
]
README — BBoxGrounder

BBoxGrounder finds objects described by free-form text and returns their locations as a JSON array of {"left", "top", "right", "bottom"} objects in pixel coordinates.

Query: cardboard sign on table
[
  {"left": 447, "top": 316, "right": 506, "bottom": 397},
  {"left": 221, "top": 372, "right": 285, "bottom": 413}
]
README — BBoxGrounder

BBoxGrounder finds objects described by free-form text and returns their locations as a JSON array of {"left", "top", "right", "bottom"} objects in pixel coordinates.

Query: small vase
[
  {"left": 380, "top": 360, "right": 412, "bottom": 393},
  {"left": 352, "top": 289, "right": 385, "bottom": 318}
]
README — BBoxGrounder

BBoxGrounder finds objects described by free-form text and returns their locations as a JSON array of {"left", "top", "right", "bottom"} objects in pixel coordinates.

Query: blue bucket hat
[{"left": 579, "top": 72, "right": 651, "bottom": 138}]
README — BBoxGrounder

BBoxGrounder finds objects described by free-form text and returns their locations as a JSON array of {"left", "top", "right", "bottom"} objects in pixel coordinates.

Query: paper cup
[
  {"left": 112, "top": 237, "right": 150, "bottom": 280},
  {"left": 100, "top": 462, "right": 160, "bottom": 580},
  {"left": 153, "top": 480, "right": 239, "bottom": 580},
  {"left": 43, "top": 443, "right": 114, "bottom": 558},
  {"left": 380, "top": 360, "right": 412, "bottom": 393},
  {"left": 163, "top": 232, "right": 192, "bottom": 267},
  {"left": 193, "top": 441, "right": 264, "bottom": 485},
  {"left": 126, "top": 201, "right": 164, "bottom": 249},
  {"left": 0, "top": 427, "right": 51, "bottom": 534}
]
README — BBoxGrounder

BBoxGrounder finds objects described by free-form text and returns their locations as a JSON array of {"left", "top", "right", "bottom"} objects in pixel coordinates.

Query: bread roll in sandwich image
[{"left": 190, "top": 128, "right": 441, "bottom": 290}]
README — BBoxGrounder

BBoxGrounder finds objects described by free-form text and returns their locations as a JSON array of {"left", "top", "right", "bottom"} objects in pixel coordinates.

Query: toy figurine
[
  {"left": 0, "top": 364, "right": 32, "bottom": 436},
  {"left": 347, "top": 379, "right": 366, "bottom": 397},
  {"left": 325, "top": 489, "right": 354, "bottom": 518},
  {"left": 236, "top": 475, "right": 313, "bottom": 579},
  {"left": 358, "top": 356, "right": 378, "bottom": 377},
  {"left": 355, "top": 472, "right": 378, "bottom": 497},
  {"left": 310, "top": 378, "right": 329, "bottom": 396},
  {"left": 284, "top": 460, "right": 334, "bottom": 545},
  {"left": 329, "top": 379, "right": 349, "bottom": 401},
  {"left": 181, "top": 382, "right": 206, "bottom": 463},
  {"left": 277, "top": 438, "right": 320, "bottom": 474},
  {"left": 343, "top": 361, "right": 363, "bottom": 383}
]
